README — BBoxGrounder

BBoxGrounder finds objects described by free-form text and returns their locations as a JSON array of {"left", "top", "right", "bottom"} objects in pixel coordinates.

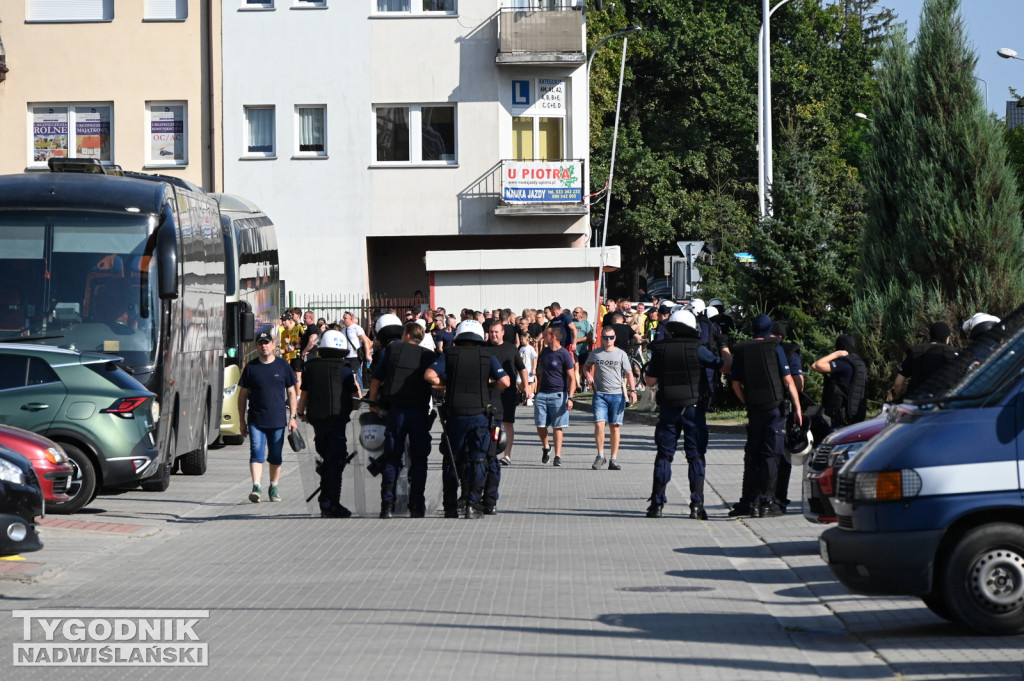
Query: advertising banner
[
  {"left": 32, "top": 109, "right": 69, "bottom": 163},
  {"left": 502, "top": 160, "right": 582, "bottom": 203},
  {"left": 75, "top": 107, "right": 111, "bottom": 160},
  {"left": 150, "top": 106, "right": 185, "bottom": 162}
]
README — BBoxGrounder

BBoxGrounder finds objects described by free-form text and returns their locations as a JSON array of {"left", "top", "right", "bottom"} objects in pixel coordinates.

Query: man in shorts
[
  {"left": 534, "top": 326, "right": 576, "bottom": 467},
  {"left": 584, "top": 328, "right": 637, "bottom": 470}
]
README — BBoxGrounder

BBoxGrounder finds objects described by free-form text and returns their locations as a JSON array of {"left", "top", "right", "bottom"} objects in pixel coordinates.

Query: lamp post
[
  {"left": 758, "top": 0, "right": 795, "bottom": 219},
  {"left": 997, "top": 47, "right": 1024, "bottom": 62},
  {"left": 588, "top": 25, "right": 641, "bottom": 320}
]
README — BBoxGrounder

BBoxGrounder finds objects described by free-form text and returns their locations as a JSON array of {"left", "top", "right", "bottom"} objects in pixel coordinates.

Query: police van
[{"left": 819, "top": 311, "right": 1024, "bottom": 635}]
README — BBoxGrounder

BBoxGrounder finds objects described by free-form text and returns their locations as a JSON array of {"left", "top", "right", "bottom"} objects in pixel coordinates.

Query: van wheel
[
  {"left": 180, "top": 412, "right": 209, "bottom": 476},
  {"left": 46, "top": 443, "right": 95, "bottom": 514},
  {"left": 941, "top": 523, "right": 1024, "bottom": 635},
  {"left": 920, "top": 591, "right": 954, "bottom": 622}
]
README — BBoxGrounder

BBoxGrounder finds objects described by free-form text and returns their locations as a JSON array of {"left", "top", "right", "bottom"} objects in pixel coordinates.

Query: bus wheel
[{"left": 180, "top": 412, "right": 209, "bottom": 476}]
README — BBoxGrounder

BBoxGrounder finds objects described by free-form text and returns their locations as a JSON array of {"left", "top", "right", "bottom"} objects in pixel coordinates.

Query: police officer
[
  {"left": 297, "top": 329, "right": 359, "bottom": 518},
  {"left": 649, "top": 300, "right": 676, "bottom": 344},
  {"left": 645, "top": 310, "right": 727, "bottom": 519},
  {"left": 810, "top": 334, "right": 868, "bottom": 431},
  {"left": 368, "top": 321, "right": 437, "bottom": 518},
  {"left": 729, "top": 314, "right": 802, "bottom": 518},
  {"left": 424, "top": 320, "right": 510, "bottom": 519},
  {"left": 892, "top": 321, "right": 956, "bottom": 401},
  {"left": 479, "top": 320, "right": 529, "bottom": 513},
  {"left": 771, "top": 321, "right": 804, "bottom": 512}
]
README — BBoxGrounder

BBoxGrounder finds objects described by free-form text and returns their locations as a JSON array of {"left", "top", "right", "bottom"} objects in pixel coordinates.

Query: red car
[
  {"left": 0, "top": 425, "right": 78, "bottom": 513},
  {"left": 802, "top": 416, "right": 887, "bottom": 523}
]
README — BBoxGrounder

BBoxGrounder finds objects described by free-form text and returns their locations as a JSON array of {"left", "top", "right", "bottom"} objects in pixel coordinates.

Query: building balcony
[
  {"left": 496, "top": 8, "right": 585, "bottom": 66},
  {"left": 494, "top": 159, "right": 587, "bottom": 216}
]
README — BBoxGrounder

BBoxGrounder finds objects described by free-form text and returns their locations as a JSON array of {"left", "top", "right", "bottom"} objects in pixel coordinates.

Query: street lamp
[
  {"left": 997, "top": 47, "right": 1024, "bottom": 61},
  {"left": 854, "top": 112, "right": 872, "bottom": 121},
  {"left": 758, "top": 0, "right": 796, "bottom": 219},
  {"left": 588, "top": 25, "right": 641, "bottom": 320}
]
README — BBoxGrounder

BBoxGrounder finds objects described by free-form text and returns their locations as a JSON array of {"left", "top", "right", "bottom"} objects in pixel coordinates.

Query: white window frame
[
  {"left": 243, "top": 106, "right": 277, "bottom": 159},
  {"left": 294, "top": 105, "right": 327, "bottom": 158},
  {"left": 241, "top": 0, "right": 274, "bottom": 10},
  {"left": 27, "top": 103, "right": 115, "bottom": 169},
  {"left": 292, "top": 0, "right": 326, "bottom": 7},
  {"left": 26, "top": 0, "right": 113, "bottom": 22},
  {"left": 371, "top": 0, "right": 457, "bottom": 16},
  {"left": 144, "top": 0, "right": 187, "bottom": 20},
  {"left": 144, "top": 101, "right": 188, "bottom": 168},
  {"left": 373, "top": 104, "right": 457, "bottom": 166}
]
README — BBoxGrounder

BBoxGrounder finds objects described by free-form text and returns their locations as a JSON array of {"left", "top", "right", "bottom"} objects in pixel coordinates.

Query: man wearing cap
[
  {"left": 892, "top": 321, "right": 957, "bottom": 400},
  {"left": 238, "top": 330, "right": 299, "bottom": 503},
  {"left": 729, "top": 314, "right": 801, "bottom": 518}
]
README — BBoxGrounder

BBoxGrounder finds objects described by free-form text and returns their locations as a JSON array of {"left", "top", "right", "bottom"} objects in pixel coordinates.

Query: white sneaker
[
  {"left": 526, "top": 398, "right": 534, "bottom": 406},
  {"left": 592, "top": 454, "right": 606, "bottom": 470}
]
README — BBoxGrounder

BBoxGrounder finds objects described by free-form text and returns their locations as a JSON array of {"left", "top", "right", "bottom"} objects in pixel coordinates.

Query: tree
[{"left": 853, "top": 0, "right": 1024, "bottom": 396}]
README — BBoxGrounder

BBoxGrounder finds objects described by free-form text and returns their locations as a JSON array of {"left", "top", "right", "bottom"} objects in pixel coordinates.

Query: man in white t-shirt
[
  {"left": 341, "top": 311, "right": 372, "bottom": 393},
  {"left": 584, "top": 329, "right": 637, "bottom": 470}
]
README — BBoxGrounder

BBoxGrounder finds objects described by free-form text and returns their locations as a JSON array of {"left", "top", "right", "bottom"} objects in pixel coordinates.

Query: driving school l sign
[{"left": 502, "top": 161, "right": 582, "bottom": 203}]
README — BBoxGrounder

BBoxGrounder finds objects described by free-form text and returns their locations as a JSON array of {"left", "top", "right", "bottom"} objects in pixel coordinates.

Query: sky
[{"left": 878, "top": 0, "right": 1024, "bottom": 117}]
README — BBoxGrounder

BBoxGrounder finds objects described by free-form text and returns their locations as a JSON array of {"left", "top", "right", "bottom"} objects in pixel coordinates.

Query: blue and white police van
[{"left": 819, "top": 315, "right": 1024, "bottom": 636}]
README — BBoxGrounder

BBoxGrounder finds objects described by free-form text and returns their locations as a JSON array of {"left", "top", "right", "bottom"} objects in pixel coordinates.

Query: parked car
[
  {"left": 802, "top": 416, "right": 886, "bottom": 524},
  {"left": 0, "top": 446, "right": 44, "bottom": 557},
  {"left": 0, "top": 425, "right": 76, "bottom": 512},
  {"left": 0, "top": 344, "right": 159, "bottom": 507},
  {"left": 820, "top": 318, "right": 1024, "bottom": 635}
]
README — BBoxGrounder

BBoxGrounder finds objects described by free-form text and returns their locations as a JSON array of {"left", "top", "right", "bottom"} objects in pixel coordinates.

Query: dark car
[
  {"left": 802, "top": 415, "right": 886, "bottom": 524},
  {"left": 0, "top": 446, "right": 44, "bottom": 557},
  {"left": 0, "top": 425, "right": 75, "bottom": 512},
  {"left": 0, "top": 344, "right": 158, "bottom": 509}
]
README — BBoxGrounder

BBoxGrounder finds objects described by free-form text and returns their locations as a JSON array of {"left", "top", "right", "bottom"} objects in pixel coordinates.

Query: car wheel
[
  {"left": 179, "top": 411, "right": 208, "bottom": 476},
  {"left": 46, "top": 443, "right": 95, "bottom": 514},
  {"left": 941, "top": 523, "right": 1024, "bottom": 635},
  {"left": 223, "top": 434, "right": 245, "bottom": 446},
  {"left": 921, "top": 591, "right": 955, "bottom": 623}
]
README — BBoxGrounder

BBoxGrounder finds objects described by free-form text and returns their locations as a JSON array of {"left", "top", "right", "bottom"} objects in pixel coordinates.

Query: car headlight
[
  {"left": 828, "top": 442, "right": 865, "bottom": 467},
  {"left": 151, "top": 399, "right": 160, "bottom": 424},
  {"left": 45, "top": 447, "right": 69, "bottom": 465},
  {"left": 0, "top": 458, "right": 26, "bottom": 485},
  {"left": 852, "top": 469, "right": 922, "bottom": 501},
  {"left": 223, "top": 383, "right": 237, "bottom": 399}
]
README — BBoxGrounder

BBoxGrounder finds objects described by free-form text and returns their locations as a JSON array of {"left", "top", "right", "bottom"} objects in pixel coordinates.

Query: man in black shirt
[{"left": 482, "top": 321, "right": 529, "bottom": 511}]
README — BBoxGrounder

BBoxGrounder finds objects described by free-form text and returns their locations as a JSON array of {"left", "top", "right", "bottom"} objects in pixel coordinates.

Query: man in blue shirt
[{"left": 533, "top": 326, "right": 576, "bottom": 467}]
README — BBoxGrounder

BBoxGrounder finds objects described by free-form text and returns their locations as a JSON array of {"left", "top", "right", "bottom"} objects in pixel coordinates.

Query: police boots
[{"left": 379, "top": 502, "right": 394, "bottom": 519}]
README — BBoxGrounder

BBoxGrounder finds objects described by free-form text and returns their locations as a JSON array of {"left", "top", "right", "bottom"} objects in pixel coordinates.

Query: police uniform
[
  {"left": 430, "top": 346, "right": 507, "bottom": 518},
  {"left": 371, "top": 339, "right": 437, "bottom": 518},
  {"left": 899, "top": 342, "right": 956, "bottom": 399},
  {"left": 731, "top": 329, "right": 792, "bottom": 517},
  {"left": 482, "top": 340, "right": 525, "bottom": 513},
  {"left": 821, "top": 336, "right": 868, "bottom": 430},
  {"left": 646, "top": 327, "right": 723, "bottom": 518},
  {"left": 301, "top": 354, "right": 357, "bottom": 517}
]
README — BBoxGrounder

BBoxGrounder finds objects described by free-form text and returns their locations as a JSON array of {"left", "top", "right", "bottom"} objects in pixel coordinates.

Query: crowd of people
[{"left": 233, "top": 297, "right": 1002, "bottom": 521}]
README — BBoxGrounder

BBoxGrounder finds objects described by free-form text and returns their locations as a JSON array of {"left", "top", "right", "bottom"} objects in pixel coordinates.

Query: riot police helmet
[
  {"left": 664, "top": 309, "right": 699, "bottom": 338},
  {"left": 359, "top": 411, "right": 386, "bottom": 452},
  {"left": 320, "top": 329, "right": 346, "bottom": 350},
  {"left": 374, "top": 313, "right": 404, "bottom": 346},
  {"left": 454, "top": 319, "right": 486, "bottom": 345},
  {"left": 962, "top": 312, "right": 1001, "bottom": 340},
  {"left": 689, "top": 298, "right": 706, "bottom": 315}
]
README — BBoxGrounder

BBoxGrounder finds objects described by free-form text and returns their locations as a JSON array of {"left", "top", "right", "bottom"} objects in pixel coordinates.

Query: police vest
[
  {"left": 303, "top": 357, "right": 353, "bottom": 422},
  {"left": 652, "top": 337, "right": 703, "bottom": 408},
  {"left": 382, "top": 341, "right": 433, "bottom": 410},
  {"left": 822, "top": 353, "right": 868, "bottom": 425},
  {"left": 907, "top": 343, "right": 957, "bottom": 390},
  {"left": 445, "top": 345, "right": 493, "bottom": 416},
  {"left": 735, "top": 338, "right": 785, "bottom": 411}
]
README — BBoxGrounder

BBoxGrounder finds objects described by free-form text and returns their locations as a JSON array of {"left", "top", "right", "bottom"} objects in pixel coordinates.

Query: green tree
[{"left": 853, "top": 0, "right": 1024, "bottom": 396}]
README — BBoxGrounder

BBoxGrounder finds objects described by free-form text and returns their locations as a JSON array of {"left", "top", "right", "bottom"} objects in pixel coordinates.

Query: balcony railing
[
  {"left": 495, "top": 158, "right": 587, "bottom": 216},
  {"left": 496, "top": 8, "right": 585, "bottom": 65}
]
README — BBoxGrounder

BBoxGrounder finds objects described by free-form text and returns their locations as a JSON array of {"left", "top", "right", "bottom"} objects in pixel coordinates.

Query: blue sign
[
  {"left": 734, "top": 252, "right": 756, "bottom": 263},
  {"left": 512, "top": 80, "right": 531, "bottom": 106}
]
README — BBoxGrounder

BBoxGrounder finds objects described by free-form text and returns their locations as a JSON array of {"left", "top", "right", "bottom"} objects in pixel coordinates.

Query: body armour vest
[
  {"left": 823, "top": 353, "right": 868, "bottom": 425},
  {"left": 445, "top": 345, "right": 493, "bottom": 416},
  {"left": 304, "top": 357, "right": 353, "bottom": 422},
  {"left": 735, "top": 338, "right": 784, "bottom": 411},
  {"left": 907, "top": 343, "right": 957, "bottom": 393},
  {"left": 652, "top": 337, "right": 703, "bottom": 408},
  {"left": 383, "top": 341, "right": 433, "bottom": 410}
]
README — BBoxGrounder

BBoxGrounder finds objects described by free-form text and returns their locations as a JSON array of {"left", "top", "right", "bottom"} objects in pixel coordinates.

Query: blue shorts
[
  {"left": 534, "top": 392, "right": 569, "bottom": 429},
  {"left": 249, "top": 424, "right": 285, "bottom": 466},
  {"left": 593, "top": 392, "right": 626, "bottom": 426}
]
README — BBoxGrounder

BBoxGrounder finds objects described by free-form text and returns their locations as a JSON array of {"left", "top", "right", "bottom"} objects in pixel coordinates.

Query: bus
[
  {"left": 0, "top": 159, "right": 235, "bottom": 492},
  {"left": 211, "top": 193, "right": 281, "bottom": 445}
]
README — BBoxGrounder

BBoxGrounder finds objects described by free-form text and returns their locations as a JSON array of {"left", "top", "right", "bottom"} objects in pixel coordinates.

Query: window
[
  {"left": 244, "top": 107, "right": 276, "bottom": 157},
  {"left": 293, "top": 0, "right": 326, "bottom": 6},
  {"left": 27, "top": 0, "right": 113, "bottom": 22},
  {"left": 144, "top": 0, "right": 187, "bottom": 20},
  {"left": 374, "top": 0, "right": 456, "bottom": 15},
  {"left": 295, "top": 106, "right": 327, "bottom": 156},
  {"left": 30, "top": 104, "right": 114, "bottom": 167},
  {"left": 0, "top": 356, "right": 59, "bottom": 391},
  {"left": 146, "top": 102, "right": 187, "bottom": 166},
  {"left": 242, "top": 0, "right": 274, "bottom": 8},
  {"left": 375, "top": 105, "right": 456, "bottom": 164},
  {"left": 512, "top": 116, "right": 563, "bottom": 161}
]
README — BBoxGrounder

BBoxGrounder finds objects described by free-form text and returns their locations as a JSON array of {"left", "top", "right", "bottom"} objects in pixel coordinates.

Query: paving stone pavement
[{"left": 0, "top": 406, "right": 1021, "bottom": 680}]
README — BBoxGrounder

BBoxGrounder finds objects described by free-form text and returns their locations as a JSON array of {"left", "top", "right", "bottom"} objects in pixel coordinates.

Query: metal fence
[{"left": 287, "top": 292, "right": 425, "bottom": 331}]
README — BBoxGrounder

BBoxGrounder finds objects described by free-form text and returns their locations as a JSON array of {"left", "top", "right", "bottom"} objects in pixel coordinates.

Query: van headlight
[
  {"left": 0, "top": 459, "right": 26, "bottom": 485},
  {"left": 151, "top": 399, "right": 160, "bottom": 424},
  {"left": 852, "top": 469, "right": 922, "bottom": 501}
]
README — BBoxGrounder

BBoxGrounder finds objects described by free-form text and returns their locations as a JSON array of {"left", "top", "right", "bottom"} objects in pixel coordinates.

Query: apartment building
[
  {"left": 0, "top": 1, "right": 219, "bottom": 188},
  {"left": 222, "top": 0, "right": 610, "bottom": 313}
]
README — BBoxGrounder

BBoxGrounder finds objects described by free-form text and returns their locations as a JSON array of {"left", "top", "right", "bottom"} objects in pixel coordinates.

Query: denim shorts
[
  {"left": 249, "top": 424, "right": 285, "bottom": 465},
  {"left": 534, "top": 392, "right": 569, "bottom": 429},
  {"left": 593, "top": 391, "right": 626, "bottom": 426}
]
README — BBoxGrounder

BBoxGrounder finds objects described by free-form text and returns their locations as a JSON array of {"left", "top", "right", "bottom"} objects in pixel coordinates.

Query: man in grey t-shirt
[{"left": 584, "top": 330, "right": 637, "bottom": 470}]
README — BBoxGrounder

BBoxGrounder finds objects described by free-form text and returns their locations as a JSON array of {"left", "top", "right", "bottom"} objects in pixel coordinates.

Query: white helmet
[
  {"left": 706, "top": 307, "right": 719, "bottom": 320},
  {"left": 962, "top": 312, "right": 1001, "bottom": 339},
  {"left": 690, "top": 298, "right": 706, "bottom": 315},
  {"left": 454, "top": 319, "right": 485, "bottom": 344},
  {"left": 359, "top": 411, "right": 386, "bottom": 452},
  {"left": 374, "top": 313, "right": 402, "bottom": 334},
  {"left": 668, "top": 309, "right": 698, "bottom": 330},
  {"left": 319, "top": 329, "right": 345, "bottom": 350}
]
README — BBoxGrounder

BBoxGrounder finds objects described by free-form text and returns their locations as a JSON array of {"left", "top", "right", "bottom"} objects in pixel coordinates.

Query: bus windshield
[{"left": 0, "top": 211, "right": 160, "bottom": 369}]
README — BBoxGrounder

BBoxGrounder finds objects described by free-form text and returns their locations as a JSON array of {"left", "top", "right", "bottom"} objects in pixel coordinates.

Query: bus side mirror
[
  {"left": 239, "top": 301, "right": 254, "bottom": 343},
  {"left": 157, "top": 223, "right": 179, "bottom": 300}
]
